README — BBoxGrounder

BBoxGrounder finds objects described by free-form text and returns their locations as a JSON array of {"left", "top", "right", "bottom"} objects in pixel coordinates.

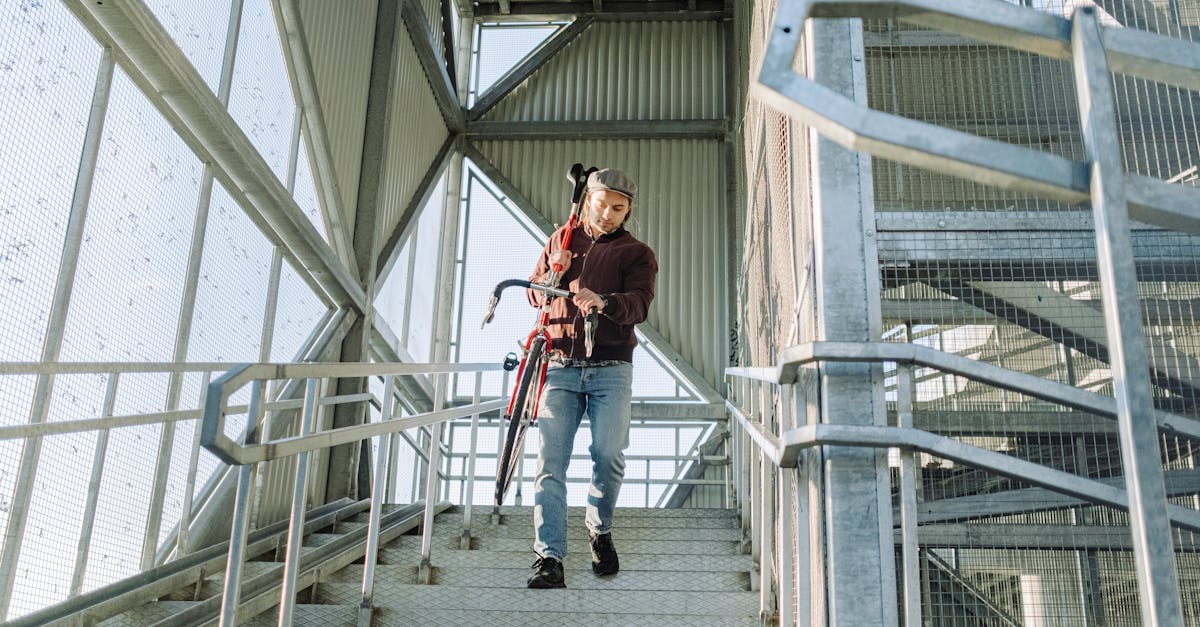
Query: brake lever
[{"left": 584, "top": 306, "right": 598, "bottom": 358}]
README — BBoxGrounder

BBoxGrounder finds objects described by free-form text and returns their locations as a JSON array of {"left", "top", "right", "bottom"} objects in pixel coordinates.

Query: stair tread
[
  {"left": 439, "top": 508, "right": 738, "bottom": 527},
  {"left": 328, "top": 563, "right": 750, "bottom": 590},
  {"left": 387, "top": 535, "right": 738, "bottom": 555},
  {"left": 426, "top": 520, "right": 740, "bottom": 541},
  {"left": 370, "top": 608, "right": 759, "bottom": 626},
  {"left": 468, "top": 505, "right": 738, "bottom": 520},
  {"left": 243, "top": 604, "right": 358, "bottom": 627},
  {"left": 318, "top": 582, "right": 758, "bottom": 616},
  {"left": 98, "top": 601, "right": 198, "bottom": 626},
  {"left": 376, "top": 546, "right": 752, "bottom": 572}
]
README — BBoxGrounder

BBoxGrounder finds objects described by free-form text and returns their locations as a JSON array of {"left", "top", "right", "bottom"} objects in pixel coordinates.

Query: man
[{"left": 524, "top": 168, "right": 658, "bottom": 589}]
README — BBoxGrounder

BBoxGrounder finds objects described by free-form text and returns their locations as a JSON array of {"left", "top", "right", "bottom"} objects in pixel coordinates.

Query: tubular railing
[
  {"left": 199, "top": 361, "right": 508, "bottom": 625},
  {"left": 752, "top": 1, "right": 1200, "bottom": 625},
  {"left": 725, "top": 341, "right": 1200, "bottom": 626},
  {"left": 0, "top": 361, "right": 233, "bottom": 614}
]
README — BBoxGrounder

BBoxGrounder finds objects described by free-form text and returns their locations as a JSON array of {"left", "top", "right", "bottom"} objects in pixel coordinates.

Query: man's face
[{"left": 585, "top": 189, "right": 631, "bottom": 234}]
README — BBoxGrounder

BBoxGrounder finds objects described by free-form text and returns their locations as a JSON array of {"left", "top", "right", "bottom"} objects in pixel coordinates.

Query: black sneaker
[
  {"left": 589, "top": 531, "right": 619, "bottom": 576},
  {"left": 527, "top": 555, "right": 566, "bottom": 588}
]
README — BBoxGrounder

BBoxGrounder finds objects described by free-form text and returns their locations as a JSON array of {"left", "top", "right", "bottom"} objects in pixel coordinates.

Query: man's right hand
[{"left": 549, "top": 250, "right": 573, "bottom": 273}]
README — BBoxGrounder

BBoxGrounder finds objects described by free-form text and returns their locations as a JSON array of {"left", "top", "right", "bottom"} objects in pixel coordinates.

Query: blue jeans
[{"left": 532, "top": 362, "right": 632, "bottom": 560}]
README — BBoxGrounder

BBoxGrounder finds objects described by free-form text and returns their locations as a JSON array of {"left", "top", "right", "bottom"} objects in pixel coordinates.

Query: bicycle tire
[{"left": 494, "top": 337, "right": 546, "bottom": 507}]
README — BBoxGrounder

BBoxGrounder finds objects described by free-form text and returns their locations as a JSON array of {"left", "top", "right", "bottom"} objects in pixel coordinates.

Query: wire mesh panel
[
  {"left": 186, "top": 183, "right": 273, "bottom": 362},
  {"left": 227, "top": 0, "right": 296, "bottom": 183},
  {"left": 77, "top": 373, "right": 169, "bottom": 592},
  {"left": 142, "top": 0, "right": 233, "bottom": 94},
  {"left": 293, "top": 135, "right": 327, "bottom": 241},
  {"left": 270, "top": 257, "right": 329, "bottom": 362},
  {"left": 856, "top": 4, "right": 1200, "bottom": 624},
  {"left": 58, "top": 68, "right": 202, "bottom": 362},
  {"left": 0, "top": 2, "right": 101, "bottom": 363}
]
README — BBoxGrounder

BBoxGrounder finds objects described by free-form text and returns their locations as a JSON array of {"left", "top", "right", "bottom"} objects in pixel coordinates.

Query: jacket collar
[{"left": 580, "top": 223, "right": 628, "bottom": 243}]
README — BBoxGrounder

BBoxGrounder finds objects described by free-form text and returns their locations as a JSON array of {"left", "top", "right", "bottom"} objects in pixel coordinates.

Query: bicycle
[{"left": 481, "top": 163, "right": 600, "bottom": 510}]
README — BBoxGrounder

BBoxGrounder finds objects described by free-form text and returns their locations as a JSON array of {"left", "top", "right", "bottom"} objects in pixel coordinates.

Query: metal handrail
[
  {"left": 197, "top": 360, "right": 507, "bottom": 626},
  {"left": 725, "top": 340, "right": 1200, "bottom": 625}
]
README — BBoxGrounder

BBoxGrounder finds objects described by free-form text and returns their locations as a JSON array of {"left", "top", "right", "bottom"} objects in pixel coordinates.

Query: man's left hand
[{"left": 573, "top": 288, "right": 606, "bottom": 313}]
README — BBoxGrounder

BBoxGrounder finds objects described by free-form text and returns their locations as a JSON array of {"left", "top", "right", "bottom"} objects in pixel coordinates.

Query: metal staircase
[
  {"left": 304, "top": 505, "right": 759, "bottom": 626},
  {"left": 28, "top": 503, "right": 757, "bottom": 626}
]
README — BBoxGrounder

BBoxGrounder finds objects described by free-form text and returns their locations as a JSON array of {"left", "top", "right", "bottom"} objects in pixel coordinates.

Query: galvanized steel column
[
  {"left": 805, "top": 15, "right": 895, "bottom": 627},
  {"left": 328, "top": 0, "right": 401, "bottom": 502},
  {"left": 1071, "top": 8, "right": 1184, "bottom": 626}
]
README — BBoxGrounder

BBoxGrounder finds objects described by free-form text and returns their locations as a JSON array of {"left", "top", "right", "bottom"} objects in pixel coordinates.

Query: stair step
[
  {"left": 425, "top": 520, "right": 740, "bottom": 542},
  {"left": 439, "top": 506, "right": 739, "bottom": 527},
  {"left": 243, "top": 603, "right": 358, "bottom": 626},
  {"left": 161, "top": 561, "right": 279, "bottom": 601},
  {"left": 328, "top": 563, "right": 751, "bottom": 591},
  {"left": 304, "top": 532, "right": 347, "bottom": 548},
  {"left": 387, "top": 534, "right": 739, "bottom": 555},
  {"left": 98, "top": 600, "right": 198, "bottom": 626},
  {"left": 375, "top": 546, "right": 752, "bottom": 572},
  {"left": 369, "top": 608, "right": 759, "bottom": 626},
  {"left": 316, "top": 582, "right": 758, "bottom": 618}
]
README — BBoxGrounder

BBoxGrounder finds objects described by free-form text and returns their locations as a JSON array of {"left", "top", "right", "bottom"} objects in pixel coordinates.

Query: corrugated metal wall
[
  {"left": 298, "top": 0, "right": 376, "bottom": 218},
  {"left": 472, "top": 18, "right": 729, "bottom": 389},
  {"left": 483, "top": 20, "right": 724, "bottom": 122},
  {"left": 475, "top": 138, "right": 727, "bottom": 387},
  {"left": 376, "top": 14, "right": 451, "bottom": 244}
]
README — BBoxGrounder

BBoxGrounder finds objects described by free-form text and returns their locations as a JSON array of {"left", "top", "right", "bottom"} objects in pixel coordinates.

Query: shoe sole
[{"left": 527, "top": 579, "right": 567, "bottom": 589}]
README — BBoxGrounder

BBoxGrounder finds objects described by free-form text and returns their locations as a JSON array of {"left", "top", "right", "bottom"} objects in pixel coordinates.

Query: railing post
[
  {"left": 70, "top": 373, "right": 119, "bottom": 597},
  {"left": 218, "top": 379, "right": 266, "bottom": 626},
  {"left": 777, "top": 384, "right": 795, "bottom": 627},
  {"left": 417, "top": 373, "right": 446, "bottom": 584},
  {"left": 1071, "top": 9, "right": 1184, "bottom": 626},
  {"left": 176, "top": 372, "right": 213, "bottom": 559},
  {"left": 278, "top": 377, "right": 321, "bottom": 625},
  {"left": 491, "top": 369, "right": 510, "bottom": 522},
  {"left": 897, "top": 365, "right": 922, "bottom": 627},
  {"left": 359, "top": 375, "right": 394, "bottom": 626},
  {"left": 460, "top": 372, "right": 483, "bottom": 545}
]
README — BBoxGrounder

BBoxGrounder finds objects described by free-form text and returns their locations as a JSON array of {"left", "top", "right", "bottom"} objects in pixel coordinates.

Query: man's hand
[
  {"left": 573, "top": 287, "right": 606, "bottom": 313},
  {"left": 549, "top": 250, "right": 572, "bottom": 273}
]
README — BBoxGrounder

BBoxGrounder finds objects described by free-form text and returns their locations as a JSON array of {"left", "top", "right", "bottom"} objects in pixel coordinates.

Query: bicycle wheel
[{"left": 494, "top": 337, "right": 545, "bottom": 507}]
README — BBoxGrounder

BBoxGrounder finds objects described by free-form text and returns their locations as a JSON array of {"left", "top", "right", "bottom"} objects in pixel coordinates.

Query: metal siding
[
  {"left": 475, "top": 139, "right": 726, "bottom": 389},
  {"left": 377, "top": 17, "right": 452, "bottom": 241},
  {"left": 420, "top": 0, "right": 445, "bottom": 62},
  {"left": 298, "top": 0, "right": 377, "bottom": 219},
  {"left": 484, "top": 21, "right": 725, "bottom": 122}
]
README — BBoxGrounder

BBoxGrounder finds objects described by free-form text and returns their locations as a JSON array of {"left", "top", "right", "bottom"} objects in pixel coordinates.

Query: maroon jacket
[{"left": 528, "top": 223, "right": 658, "bottom": 362}]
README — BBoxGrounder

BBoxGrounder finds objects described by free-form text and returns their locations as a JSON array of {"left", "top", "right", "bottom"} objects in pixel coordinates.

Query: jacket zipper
[{"left": 568, "top": 231, "right": 599, "bottom": 358}]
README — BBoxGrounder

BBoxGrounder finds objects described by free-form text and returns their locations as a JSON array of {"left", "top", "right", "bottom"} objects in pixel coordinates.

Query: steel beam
[
  {"left": 903, "top": 523, "right": 1200, "bottom": 552},
  {"left": 754, "top": 0, "right": 1200, "bottom": 235},
  {"left": 467, "top": 17, "right": 593, "bottom": 121},
  {"left": 471, "top": 2, "right": 725, "bottom": 21},
  {"left": 399, "top": 0, "right": 465, "bottom": 133},
  {"left": 881, "top": 297, "right": 1200, "bottom": 328},
  {"left": 791, "top": 8, "right": 895, "bottom": 623},
  {"left": 275, "top": 0, "right": 355, "bottom": 268},
  {"left": 953, "top": 280, "right": 1200, "bottom": 400},
  {"left": 464, "top": 119, "right": 726, "bottom": 140},
  {"left": 770, "top": 341, "right": 1200, "bottom": 442},
  {"left": 63, "top": 0, "right": 366, "bottom": 310},
  {"left": 908, "top": 468, "right": 1200, "bottom": 525},
  {"left": 1073, "top": 9, "right": 1182, "bottom": 624}
]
